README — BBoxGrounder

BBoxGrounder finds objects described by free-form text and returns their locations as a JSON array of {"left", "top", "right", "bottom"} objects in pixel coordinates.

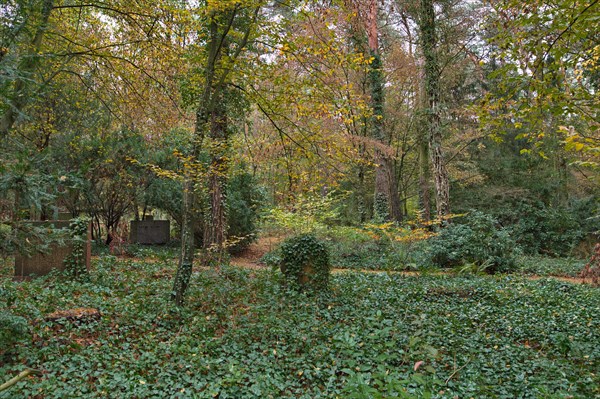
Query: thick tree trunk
[
  {"left": 203, "top": 103, "right": 228, "bottom": 261},
  {"left": 366, "top": 0, "right": 402, "bottom": 223},
  {"left": 417, "top": 75, "right": 432, "bottom": 222},
  {"left": 419, "top": 0, "right": 450, "bottom": 220}
]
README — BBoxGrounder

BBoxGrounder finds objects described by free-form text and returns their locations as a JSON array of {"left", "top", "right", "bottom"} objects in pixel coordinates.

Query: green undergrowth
[
  {"left": 262, "top": 226, "right": 422, "bottom": 272},
  {"left": 515, "top": 256, "right": 587, "bottom": 278},
  {"left": 1, "top": 256, "right": 598, "bottom": 398}
]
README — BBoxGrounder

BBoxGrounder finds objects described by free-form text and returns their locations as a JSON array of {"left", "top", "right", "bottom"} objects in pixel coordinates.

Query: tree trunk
[
  {"left": 419, "top": 0, "right": 450, "bottom": 220},
  {"left": 366, "top": 0, "right": 402, "bottom": 223},
  {"left": 203, "top": 99, "right": 228, "bottom": 262},
  {"left": 172, "top": 177, "right": 195, "bottom": 306},
  {"left": 172, "top": 5, "right": 258, "bottom": 306},
  {"left": 418, "top": 138, "right": 432, "bottom": 222},
  {"left": 172, "top": 12, "right": 219, "bottom": 305}
]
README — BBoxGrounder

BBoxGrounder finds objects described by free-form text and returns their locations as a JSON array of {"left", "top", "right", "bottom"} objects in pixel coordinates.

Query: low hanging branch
[{"left": 0, "top": 369, "right": 42, "bottom": 393}]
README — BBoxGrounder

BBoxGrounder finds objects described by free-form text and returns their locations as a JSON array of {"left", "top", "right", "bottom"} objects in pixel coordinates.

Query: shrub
[
  {"left": 279, "top": 234, "right": 330, "bottom": 291},
  {"left": 504, "top": 201, "right": 584, "bottom": 256},
  {"left": 325, "top": 224, "right": 424, "bottom": 271},
  {"left": 0, "top": 311, "right": 27, "bottom": 353},
  {"left": 0, "top": 286, "right": 28, "bottom": 358},
  {"left": 425, "top": 211, "right": 519, "bottom": 273},
  {"left": 226, "top": 171, "right": 265, "bottom": 254}
]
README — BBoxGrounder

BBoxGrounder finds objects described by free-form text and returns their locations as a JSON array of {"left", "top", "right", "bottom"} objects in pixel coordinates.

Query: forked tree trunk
[
  {"left": 172, "top": 13, "right": 220, "bottom": 306},
  {"left": 172, "top": 6, "right": 258, "bottom": 306}
]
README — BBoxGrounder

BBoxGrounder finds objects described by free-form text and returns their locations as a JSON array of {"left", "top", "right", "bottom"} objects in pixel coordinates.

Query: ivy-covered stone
[{"left": 279, "top": 234, "right": 330, "bottom": 292}]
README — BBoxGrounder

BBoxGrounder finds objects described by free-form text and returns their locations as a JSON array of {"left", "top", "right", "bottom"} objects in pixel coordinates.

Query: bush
[
  {"left": 425, "top": 211, "right": 519, "bottom": 273},
  {"left": 279, "top": 234, "right": 330, "bottom": 291},
  {"left": 503, "top": 201, "right": 585, "bottom": 257},
  {"left": 226, "top": 171, "right": 265, "bottom": 254},
  {"left": 0, "top": 311, "right": 28, "bottom": 352},
  {"left": 325, "top": 225, "right": 417, "bottom": 271},
  {"left": 0, "top": 286, "right": 28, "bottom": 358}
]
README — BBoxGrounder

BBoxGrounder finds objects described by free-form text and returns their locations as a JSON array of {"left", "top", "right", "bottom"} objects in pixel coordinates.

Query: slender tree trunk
[
  {"left": 419, "top": 0, "right": 450, "bottom": 220},
  {"left": 172, "top": 177, "right": 195, "bottom": 306},
  {"left": 418, "top": 138, "right": 432, "bottom": 222},
  {"left": 172, "top": 14, "right": 219, "bottom": 306},
  {"left": 172, "top": 5, "right": 258, "bottom": 305}
]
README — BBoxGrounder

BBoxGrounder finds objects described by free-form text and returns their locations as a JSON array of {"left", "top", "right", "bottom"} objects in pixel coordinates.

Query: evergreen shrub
[
  {"left": 0, "top": 286, "right": 28, "bottom": 357},
  {"left": 425, "top": 211, "right": 519, "bottom": 273},
  {"left": 503, "top": 201, "right": 585, "bottom": 257},
  {"left": 226, "top": 171, "right": 265, "bottom": 254}
]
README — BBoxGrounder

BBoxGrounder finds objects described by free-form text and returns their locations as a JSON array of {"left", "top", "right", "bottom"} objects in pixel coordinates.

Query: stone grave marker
[
  {"left": 129, "top": 220, "right": 170, "bottom": 245},
  {"left": 14, "top": 220, "right": 91, "bottom": 280}
]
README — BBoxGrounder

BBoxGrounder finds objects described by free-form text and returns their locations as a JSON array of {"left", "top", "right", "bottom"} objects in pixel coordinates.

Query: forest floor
[
  {"left": 1, "top": 248, "right": 598, "bottom": 399},
  {"left": 232, "top": 235, "right": 594, "bottom": 285}
]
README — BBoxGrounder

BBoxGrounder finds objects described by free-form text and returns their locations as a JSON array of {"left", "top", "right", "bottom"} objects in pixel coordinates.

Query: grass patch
[{"left": 1, "top": 255, "right": 598, "bottom": 398}]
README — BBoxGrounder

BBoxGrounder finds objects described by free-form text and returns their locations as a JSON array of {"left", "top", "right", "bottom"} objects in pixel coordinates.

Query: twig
[
  {"left": 0, "top": 369, "right": 41, "bottom": 393},
  {"left": 445, "top": 358, "right": 471, "bottom": 385}
]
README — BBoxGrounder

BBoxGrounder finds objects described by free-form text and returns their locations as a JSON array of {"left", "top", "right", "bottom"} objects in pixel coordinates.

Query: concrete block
[
  {"left": 130, "top": 220, "right": 170, "bottom": 245},
  {"left": 14, "top": 221, "right": 91, "bottom": 280}
]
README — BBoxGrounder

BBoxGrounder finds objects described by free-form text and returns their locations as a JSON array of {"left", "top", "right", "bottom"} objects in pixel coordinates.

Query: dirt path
[
  {"left": 230, "top": 235, "right": 285, "bottom": 270},
  {"left": 230, "top": 236, "right": 594, "bottom": 285}
]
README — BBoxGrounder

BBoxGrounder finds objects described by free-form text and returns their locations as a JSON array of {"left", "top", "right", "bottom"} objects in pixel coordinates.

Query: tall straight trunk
[
  {"left": 203, "top": 97, "right": 228, "bottom": 261},
  {"left": 417, "top": 77, "right": 432, "bottom": 222},
  {"left": 172, "top": 178, "right": 195, "bottom": 306},
  {"left": 418, "top": 138, "right": 431, "bottom": 222},
  {"left": 419, "top": 0, "right": 450, "bottom": 219},
  {"left": 0, "top": 0, "right": 54, "bottom": 138},
  {"left": 366, "top": 0, "right": 402, "bottom": 223}
]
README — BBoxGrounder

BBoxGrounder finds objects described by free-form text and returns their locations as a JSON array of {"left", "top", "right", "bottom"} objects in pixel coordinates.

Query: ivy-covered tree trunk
[
  {"left": 418, "top": 136, "right": 432, "bottom": 222},
  {"left": 417, "top": 76, "right": 432, "bottom": 222},
  {"left": 366, "top": 0, "right": 402, "bottom": 223},
  {"left": 172, "top": 4, "right": 259, "bottom": 306},
  {"left": 203, "top": 97, "right": 228, "bottom": 261},
  {"left": 173, "top": 177, "right": 195, "bottom": 306},
  {"left": 172, "top": 13, "right": 220, "bottom": 306},
  {"left": 418, "top": 0, "right": 450, "bottom": 219}
]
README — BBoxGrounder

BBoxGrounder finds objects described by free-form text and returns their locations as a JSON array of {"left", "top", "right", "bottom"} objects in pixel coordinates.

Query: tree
[
  {"left": 0, "top": 0, "right": 54, "bottom": 138},
  {"left": 482, "top": 0, "right": 600, "bottom": 187},
  {"left": 173, "top": 0, "right": 263, "bottom": 306},
  {"left": 417, "top": 0, "right": 451, "bottom": 219}
]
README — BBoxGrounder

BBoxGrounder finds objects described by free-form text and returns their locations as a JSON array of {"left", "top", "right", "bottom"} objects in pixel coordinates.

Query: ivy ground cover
[{"left": 1, "top": 256, "right": 598, "bottom": 398}]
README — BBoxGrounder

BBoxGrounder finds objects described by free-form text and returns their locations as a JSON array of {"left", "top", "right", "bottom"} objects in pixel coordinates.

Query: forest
[{"left": 0, "top": 0, "right": 599, "bottom": 397}]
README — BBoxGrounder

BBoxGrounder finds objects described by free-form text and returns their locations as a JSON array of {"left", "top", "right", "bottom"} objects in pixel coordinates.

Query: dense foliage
[
  {"left": 1, "top": 1, "right": 599, "bottom": 396},
  {"left": 279, "top": 234, "right": 330, "bottom": 291},
  {"left": 0, "top": 255, "right": 598, "bottom": 398},
  {"left": 224, "top": 171, "right": 265, "bottom": 254},
  {"left": 423, "top": 211, "right": 520, "bottom": 273}
]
